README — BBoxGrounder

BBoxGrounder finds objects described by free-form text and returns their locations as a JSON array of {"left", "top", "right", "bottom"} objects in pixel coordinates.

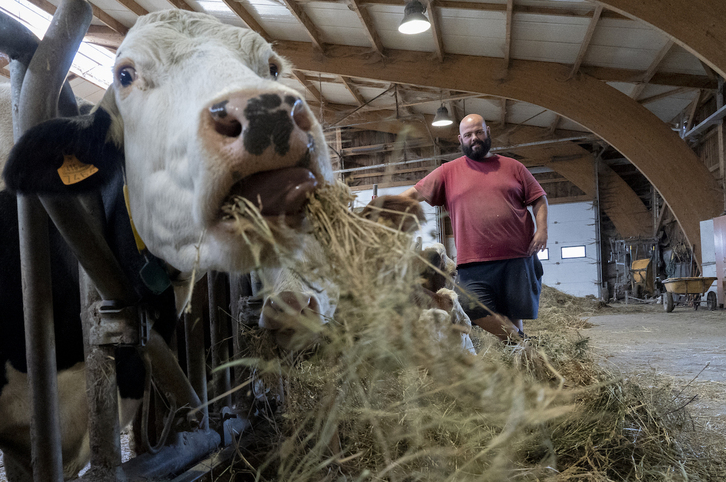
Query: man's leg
[
  {"left": 458, "top": 261, "right": 525, "bottom": 343},
  {"left": 470, "top": 314, "right": 522, "bottom": 342},
  {"left": 512, "top": 319, "right": 523, "bottom": 332}
]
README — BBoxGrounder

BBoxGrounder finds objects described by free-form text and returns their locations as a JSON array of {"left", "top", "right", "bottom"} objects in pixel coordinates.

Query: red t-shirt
[{"left": 415, "top": 155, "right": 546, "bottom": 265}]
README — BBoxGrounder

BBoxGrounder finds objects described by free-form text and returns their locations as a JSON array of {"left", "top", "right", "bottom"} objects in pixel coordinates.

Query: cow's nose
[
  {"left": 269, "top": 291, "right": 313, "bottom": 315},
  {"left": 206, "top": 92, "right": 312, "bottom": 158}
]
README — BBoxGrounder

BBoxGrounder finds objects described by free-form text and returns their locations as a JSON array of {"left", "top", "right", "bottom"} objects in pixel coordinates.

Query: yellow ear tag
[
  {"left": 57, "top": 154, "right": 99, "bottom": 185},
  {"left": 123, "top": 184, "right": 147, "bottom": 252}
]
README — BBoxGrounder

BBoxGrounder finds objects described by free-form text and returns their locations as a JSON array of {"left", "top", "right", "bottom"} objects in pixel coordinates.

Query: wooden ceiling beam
[
  {"left": 593, "top": 0, "right": 726, "bottom": 80},
  {"left": 503, "top": 0, "right": 513, "bottom": 67},
  {"left": 301, "top": 0, "right": 626, "bottom": 20},
  {"left": 220, "top": 0, "right": 272, "bottom": 41},
  {"left": 85, "top": 25, "right": 123, "bottom": 50},
  {"left": 700, "top": 60, "right": 717, "bottom": 81},
  {"left": 569, "top": 5, "right": 602, "bottom": 77},
  {"left": 630, "top": 40, "right": 674, "bottom": 101},
  {"left": 281, "top": 0, "right": 326, "bottom": 52},
  {"left": 548, "top": 114, "right": 562, "bottom": 135},
  {"left": 114, "top": 0, "right": 147, "bottom": 17},
  {"left": 292, "top": 70, "right": 324, "bottom": 104},
  {"left": 294, "top": 74, "right": 505, "bottom": 108},
  {"left": 340, "top": 76, "right": 367, "bottom": 106},
  {"left": 637, "top": 86, "right": 692, "bottom": 105},
  {"left": 394, "top": 85, "right": 415, "bottom": 116},
  {"left": 347, "top": 0, "right": 385, "bottom": 56},
  {"left": 292, "top": 63, "right": 716, "bottom": 92},
  {"left": 579, "top": 66, "right": 715, "bottom": 90},
  {"left": 274, "top": 40, "right": 722, "bottom": 262},
  {"left": 165, "top": 0, "right": 194, "bottom": 11},
  {"left": 78, "top": 28, "right": 716, "bottom": 94},
  {"left": 90, "top": 4, "right": 129, "bottom": 35},
  {"left": 427, "top": 0, "right": 445, "bottom": 62},
  {"left": 26, "top": 0, "right": 128, "bottom": 34}
]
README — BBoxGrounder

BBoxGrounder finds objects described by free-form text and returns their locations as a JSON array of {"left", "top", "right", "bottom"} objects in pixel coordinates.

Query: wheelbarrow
[{"left": 662, "top": 277, "right": 717, "bottom": 312}]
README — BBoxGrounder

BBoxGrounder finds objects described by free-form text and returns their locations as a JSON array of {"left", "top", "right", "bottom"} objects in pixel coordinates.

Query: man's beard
[{"left": 461, "top": 137, "right": 492, "bottom": 161}]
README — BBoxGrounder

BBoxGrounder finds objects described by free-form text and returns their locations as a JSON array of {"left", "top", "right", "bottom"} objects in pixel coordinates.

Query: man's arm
[
  {"left": 401, "top": 186, "right": 425, "bottom": 202},
  {"left": 528, "top": 195, "right": 548, "bottom": 256}
]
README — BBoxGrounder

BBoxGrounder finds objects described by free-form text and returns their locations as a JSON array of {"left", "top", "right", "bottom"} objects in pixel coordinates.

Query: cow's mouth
[{"left": 220, "top": 166, "right": 318, "bottom": 225}]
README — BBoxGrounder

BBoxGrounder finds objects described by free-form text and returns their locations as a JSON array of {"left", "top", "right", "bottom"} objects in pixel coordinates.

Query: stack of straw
[{"left": 223, "top": 182, "right": 725, "bottom": 481}]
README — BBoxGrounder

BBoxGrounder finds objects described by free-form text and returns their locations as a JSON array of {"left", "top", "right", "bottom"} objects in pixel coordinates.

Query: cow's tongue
[{"left": 228, "top": 167, "right": 318, "bottom": 216}]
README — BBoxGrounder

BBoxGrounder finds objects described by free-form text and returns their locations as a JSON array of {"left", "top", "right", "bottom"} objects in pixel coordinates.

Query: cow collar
[{"left": 122, "top": 179, "right": 172, "bottom": 296}]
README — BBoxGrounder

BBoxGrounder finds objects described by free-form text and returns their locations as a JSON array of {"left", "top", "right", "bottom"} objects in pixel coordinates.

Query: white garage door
[{"left": 538, "top": 202, "right": 599, "bottom": 297}]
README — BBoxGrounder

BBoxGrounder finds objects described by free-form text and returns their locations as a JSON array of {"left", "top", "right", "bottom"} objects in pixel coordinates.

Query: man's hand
[
  {"left": 528, "top": 229, "right": 548, "bottom": 256},
  {"left": 528, "top": 195, "right": 548, "bottom": 256}
]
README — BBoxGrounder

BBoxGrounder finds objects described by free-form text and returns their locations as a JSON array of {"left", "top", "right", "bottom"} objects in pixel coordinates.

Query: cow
[
  {"left": 253, "top": 192, "right": 423, "bottom": 353},
  {"left": 413, "top": 243, "right": 476, "bottom": 354},
  {"left": 255, "top": 239, "right": 338, "bottom": 352},
  {"left": 0, "top": 9, "right": 333, "bottom": 480},
  {"left": 241, "top": 251, "right": 339, "bottom": 409}
]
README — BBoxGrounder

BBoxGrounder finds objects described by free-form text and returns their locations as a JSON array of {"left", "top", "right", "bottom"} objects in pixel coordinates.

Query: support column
[{"left": 718, "top": 77, "right": 725, "bottom": 212}]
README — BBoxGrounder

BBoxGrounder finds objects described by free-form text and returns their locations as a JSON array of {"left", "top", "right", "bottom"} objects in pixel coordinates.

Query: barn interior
[
  {"left": 1, "top": 0, "right": 726, "bottom": 481},
  {"left": 2, "top": 0, "right": 724, "bottom": 302}
]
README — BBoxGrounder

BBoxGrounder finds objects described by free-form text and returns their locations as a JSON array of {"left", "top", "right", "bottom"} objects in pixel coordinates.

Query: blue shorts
[{"left": 456, "top": 255, "right": 543, "bottom": 321}]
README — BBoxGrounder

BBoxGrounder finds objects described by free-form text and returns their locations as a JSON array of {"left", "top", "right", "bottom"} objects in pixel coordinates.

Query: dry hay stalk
[{"left": 222, "top": 183, "right": 725, "bottom": 481}]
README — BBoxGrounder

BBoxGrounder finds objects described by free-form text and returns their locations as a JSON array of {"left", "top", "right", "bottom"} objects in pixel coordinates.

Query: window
[
  {"left": 561, "top": 246, "right": 586, "bottom": 259},
  {"left": 536, "top": 248, "right": 549, "bottom": 260}
]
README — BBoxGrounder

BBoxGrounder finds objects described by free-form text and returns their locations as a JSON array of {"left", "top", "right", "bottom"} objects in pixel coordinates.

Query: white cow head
[
  {"left": 3, "top": 10, "right": 334, "bottom": 276},
  {"left": 254, "top": 239, "right": 338, "bottom": 351}
]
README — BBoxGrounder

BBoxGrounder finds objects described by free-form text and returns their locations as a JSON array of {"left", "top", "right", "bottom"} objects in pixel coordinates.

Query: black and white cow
[{"left": 0, "top": 10, "right": 333, "bottom": 480}]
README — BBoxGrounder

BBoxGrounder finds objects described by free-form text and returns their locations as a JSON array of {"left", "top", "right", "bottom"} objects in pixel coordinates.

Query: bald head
[
  {"left": 458, "top": 114, "right": 492, "bottom": 160},
  {"left": 459, "top": 114, "right": 486, "bottom": 136}
]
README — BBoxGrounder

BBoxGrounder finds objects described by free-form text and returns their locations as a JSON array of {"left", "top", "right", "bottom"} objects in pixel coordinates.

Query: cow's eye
[
  {"left": 117, "top": 66, "right": 137, "bottom": 87},
  {"left": 269, "top": 63, "right": 279, "bottom": 80}
]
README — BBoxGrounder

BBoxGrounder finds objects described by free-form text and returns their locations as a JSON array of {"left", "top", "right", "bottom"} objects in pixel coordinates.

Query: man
[{"left": 401, "top": 114, "right": 548, "bottom": 343}]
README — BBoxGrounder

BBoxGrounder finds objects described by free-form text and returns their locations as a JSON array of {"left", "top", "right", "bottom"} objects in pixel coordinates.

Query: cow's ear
[{"left": 3, "top": 102, "right": 123, "bottom": 195}]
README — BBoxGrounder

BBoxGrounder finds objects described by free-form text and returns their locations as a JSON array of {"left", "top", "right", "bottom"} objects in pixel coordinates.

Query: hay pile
[{"left": 224, "top": 183, "right": 725, "bottom": 481}]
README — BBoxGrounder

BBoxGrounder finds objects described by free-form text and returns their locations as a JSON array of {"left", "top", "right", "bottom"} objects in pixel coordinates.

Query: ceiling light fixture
[
  {"left": 398, "top": 0, "right": 431, "bottom": 35},
  {"left": 432, "top": 105, "right": 453, "bottom": 126}
]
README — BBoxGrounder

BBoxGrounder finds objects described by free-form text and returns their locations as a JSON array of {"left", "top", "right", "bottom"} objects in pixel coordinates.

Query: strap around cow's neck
[
  {"left": 123, "top": 183, "right": 147, "bottom": 252},
  {"left": 122, "top": 178, "right": 172, "bottom": 295}
]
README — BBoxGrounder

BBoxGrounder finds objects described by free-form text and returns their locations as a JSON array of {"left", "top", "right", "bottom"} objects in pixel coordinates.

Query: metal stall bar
[
  {"left": 40, "top": 196, "right": 137, "bottom": 303},
  {"left": 16, "top": 196, "right": 63, "bottom": 482},
  {"left": 1, "top": 2, "right": 92, "bottom": 481},
  {"left": 185, "top": 285, "right": 210, "bottom": 430},
  {"left": 145, "top": 329, "right": 204, "bottom": 420},
  {"left": 229, "top": 274, "right": 254, "bottom": 410},
  {"left": 77, "top": 190, "right": 128, "bottom": 482},
  {"left": 208, "top": 272, "right": 232, "bottom": 419},
  {"left": 80, "top": 274, "right": 126, "bottom": 482}
]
